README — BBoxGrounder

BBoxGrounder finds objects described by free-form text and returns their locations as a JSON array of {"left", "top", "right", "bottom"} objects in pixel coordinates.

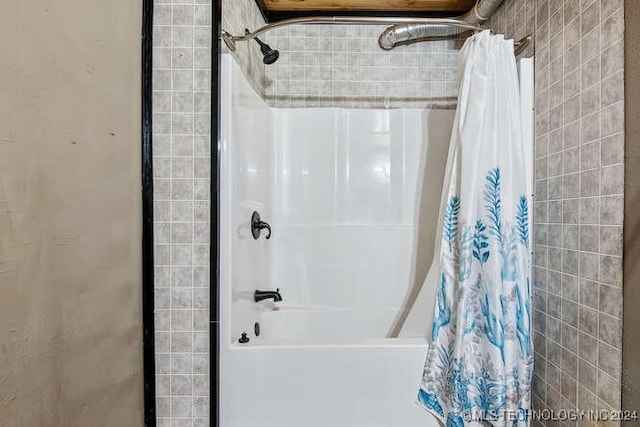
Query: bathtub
[
  {"left": 221, "top": 312, "right": 435, "bottom": 427},
  {"left": 256, "top": 305, "right": 402, "bottom": 341}
]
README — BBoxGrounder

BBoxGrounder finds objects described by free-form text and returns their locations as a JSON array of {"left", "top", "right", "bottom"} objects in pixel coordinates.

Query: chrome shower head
[{"left": 245, "top": 28, "right": 280, "bottom": 65}]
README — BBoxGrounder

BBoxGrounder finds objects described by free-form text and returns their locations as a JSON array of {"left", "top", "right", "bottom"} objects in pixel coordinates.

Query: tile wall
[
  {"left": 262, "top": 25, "right": 460, "bottom": 108},
  {"left": 221, "top": 0, "right": 267, "bottom": 95},
  {"left": 490, "top": 0, "right": 625, "bottom": 425},
  {"left": 153, "top": 0, "right": 627, "bottom": 425},
  {"left": 152, "top": 0, "right": 212, "bottom": 425},
  {"left": 152, "top": 0, "right": 267, "bottom": 425}
]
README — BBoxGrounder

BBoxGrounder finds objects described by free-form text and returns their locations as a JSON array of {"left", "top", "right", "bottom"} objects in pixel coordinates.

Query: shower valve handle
[{"left": 251, "top": 211, "right": 272, "bottom": 240}]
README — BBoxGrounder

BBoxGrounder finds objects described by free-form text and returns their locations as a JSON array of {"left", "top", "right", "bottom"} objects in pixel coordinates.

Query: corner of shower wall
[
  {"left": 219, "top": 54, "right": 275, "bottom": 348},
  {"left": 222, "top": 0, "right": 268, "bottom": 99}
]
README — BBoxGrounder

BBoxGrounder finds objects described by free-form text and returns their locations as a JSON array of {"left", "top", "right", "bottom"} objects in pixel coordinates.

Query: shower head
[{"left": 245, "top": 28, "right": 280, "bottom": 65}]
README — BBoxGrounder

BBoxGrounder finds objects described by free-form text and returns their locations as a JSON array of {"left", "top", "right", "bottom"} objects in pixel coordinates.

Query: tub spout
[{"left": 254, "top": 288, "right": 283, "bottom": 303}]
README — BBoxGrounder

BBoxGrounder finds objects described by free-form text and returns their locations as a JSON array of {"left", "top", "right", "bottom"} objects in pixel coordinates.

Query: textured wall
[
  {"left": 490, "top": 0, "right": 625, "bottom": 425},
  {"left": 152, "top": 0, "right": 212, "bottom": 425},
  {"left": 0, "top": 0, "right": 144, "bottom": 426},
  {"left": 263, "top": 25, "right": 459, "bottom": 108}
]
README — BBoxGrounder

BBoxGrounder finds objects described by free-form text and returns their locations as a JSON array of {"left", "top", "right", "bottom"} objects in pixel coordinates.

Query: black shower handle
[{"left": 251, "top": 211, "right": 272, "bottom": 240}]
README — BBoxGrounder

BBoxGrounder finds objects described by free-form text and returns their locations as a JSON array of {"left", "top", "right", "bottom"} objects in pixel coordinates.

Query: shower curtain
[{"left": 415, "top": 31, "right": 533, "bottom": 426}]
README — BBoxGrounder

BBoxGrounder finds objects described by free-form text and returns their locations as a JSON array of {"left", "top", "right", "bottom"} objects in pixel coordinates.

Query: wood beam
[{"left": 262, "top": 0, "right": 476, "bottom": 12}]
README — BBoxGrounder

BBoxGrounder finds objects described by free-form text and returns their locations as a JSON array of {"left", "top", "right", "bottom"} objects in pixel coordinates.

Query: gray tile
[
  {"left": 602, "top": 71, "right": 623, "bottom": 108},
  {"left": 579, "top": 306, "right": 598, "bottom": 337},
  {"left": 599, "top": 255, "right": 622, "bottom": 287},
  {"left": 597, "top": 371, "right": 621, "bottom": 408},
  {"left": 599, "top": 313, "right": 621, "bottom": 348},
  {"left": 549, "top": 224, "right": 563, "bottom": 247},
  {"left": 580, "top": 0, "right": 600, "bottom": 37},
  {"left": 563, "top": 173, "right": 579, "bottom": 198},
  {"left": 548, "top": 271, "right": 562, "bottom": 295},
  {"left": 579, "top": 252, "right": 599, "bottom": 280},
  {"left": 577, "top": 386, "right": 596, "bottom": 412},
  {"left": 580, "top": 169, "right": 599, "bottom": 197},
  {"left": 580, "top": 84, "right": 600, "bottom": 119},
  {"left": 561, "top": 372, "right": 577, "bottom": 404},
  {"left": 579, "top": 332, "right": 598, "bottom": 365},
  {"left": 601, "top": 39, "right": 623, "bottom": 79},
  {"left": 601, "top": 102, "right": 624, "bottom": 138},
  {"left": 581, "top": 28, "right": 600, "bottom": 65},
  {"left": 563, "top": 120, "right": 580, "bottom": 149},
  {"left": 562, "top": 199, "right": 579, "bottom": 224},
  {"left": 171, "top": 332, "right": 193, "bottom": 353},
  {"left": 562, "top": 274, "right": 579, "bottom": 302},
  {"left": 581, "top": 55, "right": 600, "bottom": 90},
  {"left": 580, "top": 280, "right": 599, "bottom": 309},
  {"left": 562, "top": 249, "right": 579, "bottom": 275},
  {"left": 578, "top": 359, "right": 597, "bottom": 391},
  {"left": 580, "top": 142, "right": 599, "bottom": 174},
  {"left": 601, "top": 133, "right": 624, "bottom": 166},
  {"left": 561, "top": 298, "right": 579, "bottom": 328},
  {"left": 171, "top": 396, "right": 193, "bottom": 418},
  {"left": 548, "top": 295, "right": 561, "bottom": 318},
  {"left": 579, "top": 225, "right": 598, "bottom": 253},
  {"left": 562, "top": 348, "right": 578, "bottom": 379},
  {"left": 549, "top": 200, "right": 562, "bottom": 223},
  {"left": 598, "top": 342, "right": 621, "bottom": 378},
  {"left": 563, "top": 148, "right": 580, "bottom": 174},
  {"left": 601, "top": 164, "right": 623, "bottom": 195},
  {"left": 170, "top": 375, "right": 193, "bottom": 395},
  {"left": 548, "top": 340, "right": 562, "bottom": 369},
  {"left": 601, "top": 9, "right": 624, "bottom": 49},
  {"left": 562, "top": 324, "right": 578, "bottom": 353},
  {"left": 599, "top": 225, "right": 622, "bottom": 256},
  {"left": 581, "top": 111, "right": 600, "bottom": 144}
]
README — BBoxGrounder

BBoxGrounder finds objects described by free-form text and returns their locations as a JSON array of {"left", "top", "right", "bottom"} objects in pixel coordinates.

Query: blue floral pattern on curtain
[{"left": 418, "top": 168, "right": 533, "bottom": 426}]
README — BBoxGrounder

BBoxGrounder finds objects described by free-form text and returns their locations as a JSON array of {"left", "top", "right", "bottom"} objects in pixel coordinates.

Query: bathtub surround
[
  {"left": 219, "top": 54, "right": 453, "bottom": 427},
  {"left": 0, "top": 0, "right": 144, "bottom": 425},
  {"left": 490, "top": 0, "right": 626, "bottom": 423}
]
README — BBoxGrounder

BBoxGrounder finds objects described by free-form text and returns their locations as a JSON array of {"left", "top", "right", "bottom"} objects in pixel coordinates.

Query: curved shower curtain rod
[{"left": 221, "top": 16, "right": 531, "bottom": 54}]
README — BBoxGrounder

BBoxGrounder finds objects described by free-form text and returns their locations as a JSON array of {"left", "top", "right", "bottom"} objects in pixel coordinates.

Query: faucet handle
[{"left": 251, "top": 211, "right": 272, "bottom": 240}]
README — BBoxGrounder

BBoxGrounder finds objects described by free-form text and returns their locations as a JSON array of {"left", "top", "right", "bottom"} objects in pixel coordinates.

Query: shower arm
[{"left": 221, "top": 16, "right": 484, "bottom": 52}]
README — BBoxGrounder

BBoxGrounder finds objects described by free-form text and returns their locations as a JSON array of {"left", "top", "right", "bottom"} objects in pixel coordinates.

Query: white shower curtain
[{"left": 414, "top": 31, "right": 533, "bottom": 426}]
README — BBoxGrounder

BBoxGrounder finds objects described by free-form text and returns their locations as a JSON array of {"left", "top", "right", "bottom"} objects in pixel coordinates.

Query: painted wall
[
  {"left": 490, "top": 0, "right": 625, "bottom": 422},
  {"left": 0, "top": 0, "right": 143, "bottom": 426}
]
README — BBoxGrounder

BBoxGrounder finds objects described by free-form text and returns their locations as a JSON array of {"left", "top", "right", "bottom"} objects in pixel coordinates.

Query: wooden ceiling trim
[{"left": 262, "top": 0, "right": 477, "bottom": 12}]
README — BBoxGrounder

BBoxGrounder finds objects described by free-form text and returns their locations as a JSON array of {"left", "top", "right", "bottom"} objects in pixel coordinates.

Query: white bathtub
[
  {"left": 256, "top": 306, "right": 401, "bottom": 341},
  {"left": 220, "top": 306, "right": 439, "bottom": 426},
  {"left": 222, "top": 339, "right": 435, "bottom": 427}
]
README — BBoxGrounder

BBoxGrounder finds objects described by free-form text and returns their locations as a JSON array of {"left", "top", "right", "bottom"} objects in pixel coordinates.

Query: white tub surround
[{"left": 220, "top": 54, "right": 454, "bottom": 426}]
